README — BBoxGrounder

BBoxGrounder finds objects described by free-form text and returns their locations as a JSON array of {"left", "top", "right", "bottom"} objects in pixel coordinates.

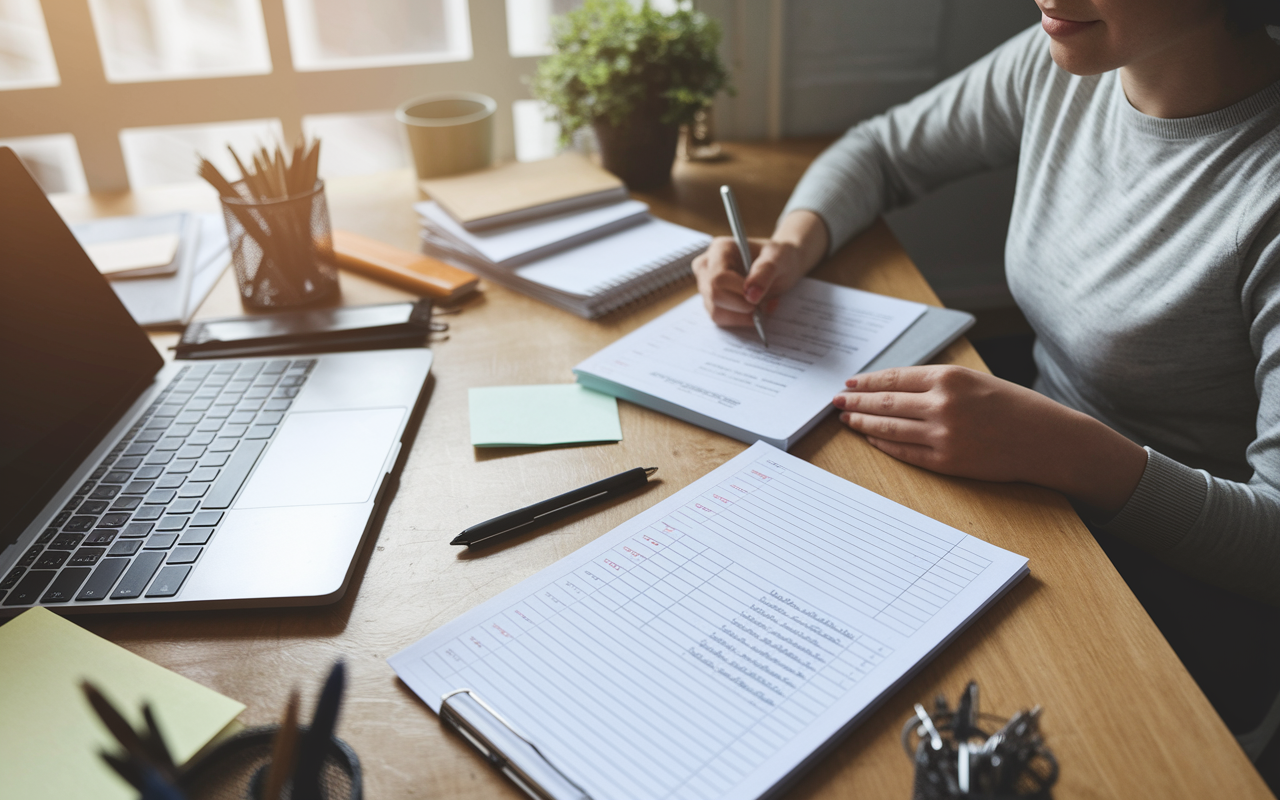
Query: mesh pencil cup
[{"left": 219, "top": 180, "right": 341, "bottom": 310}]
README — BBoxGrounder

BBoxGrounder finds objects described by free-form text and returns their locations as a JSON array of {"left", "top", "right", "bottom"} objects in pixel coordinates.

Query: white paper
[
  {"left": 85, "top": 232, "right": 181, "bottom": 275},
  {"left": 415, "top": 199, "right": 650, "bottom": 265},
  {"left": 574, "top": 278, "right": 927, "bottom": 443},
  {"left": 390, "top": 442, "right": 1028, "bottom": 800}
]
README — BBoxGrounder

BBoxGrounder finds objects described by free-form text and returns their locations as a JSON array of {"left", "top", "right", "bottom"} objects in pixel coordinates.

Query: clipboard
[{"left": 440, "top": 689, "right": 592, "bottom": 800}]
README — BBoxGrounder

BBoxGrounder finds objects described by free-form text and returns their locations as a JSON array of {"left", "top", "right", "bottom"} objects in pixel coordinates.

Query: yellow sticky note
[{"left": 0, "top": 608, "right": 245, "bottom": 799}]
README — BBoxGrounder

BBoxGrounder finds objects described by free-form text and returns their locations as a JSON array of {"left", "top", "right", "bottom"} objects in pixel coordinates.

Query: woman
[{"left": 693, "top": 0, "right": 1280, "bottom": 784}]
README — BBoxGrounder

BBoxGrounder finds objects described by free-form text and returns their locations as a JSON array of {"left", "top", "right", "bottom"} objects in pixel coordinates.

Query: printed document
[
  {"left": 390, "top": 442, "right": 1028, "bottom": 800},
  {"left": 573, "top": 278, "right": 926, "bottom": 448}
]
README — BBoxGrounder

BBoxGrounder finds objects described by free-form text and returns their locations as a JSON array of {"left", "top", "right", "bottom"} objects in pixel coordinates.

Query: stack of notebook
[{"left": 415, "top": 153, "right": 710, "bottom": 319}]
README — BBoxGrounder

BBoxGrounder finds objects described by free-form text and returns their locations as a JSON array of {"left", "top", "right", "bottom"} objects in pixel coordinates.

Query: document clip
[{"left": 440, "top": 688, "right": 594, "bottom": 800}]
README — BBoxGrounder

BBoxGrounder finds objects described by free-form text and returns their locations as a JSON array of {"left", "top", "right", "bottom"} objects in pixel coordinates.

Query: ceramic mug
[{"left": 397, "top": 92, "right": 497, "bottom": 180}]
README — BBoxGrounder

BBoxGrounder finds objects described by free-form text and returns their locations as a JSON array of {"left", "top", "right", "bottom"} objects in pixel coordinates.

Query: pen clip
[{"left": 441, "top": 688, "right": 594, "bottom": 800}]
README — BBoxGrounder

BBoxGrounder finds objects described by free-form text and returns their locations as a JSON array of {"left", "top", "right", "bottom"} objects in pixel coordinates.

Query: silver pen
[{"left": 718, "top": 185, "right": 769, "bottom": 347}]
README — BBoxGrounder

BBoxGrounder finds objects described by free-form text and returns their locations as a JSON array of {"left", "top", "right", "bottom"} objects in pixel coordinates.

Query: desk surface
[{"left": 50, "top": 140, "right": 1270, "bottom": 799}]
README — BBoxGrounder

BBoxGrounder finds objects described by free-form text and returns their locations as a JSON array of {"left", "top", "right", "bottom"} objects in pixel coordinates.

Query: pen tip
[
  {"left": 644, "top": 467, "right": 658, "bottom": 476},
  {"left": 449, "top": 536, "right": 466, "bottom": 545}
]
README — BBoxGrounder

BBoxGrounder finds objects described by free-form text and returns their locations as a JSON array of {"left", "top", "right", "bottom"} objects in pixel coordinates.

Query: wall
[{"left": 706, "top": 0, "right": 1042, "bottom": 309}]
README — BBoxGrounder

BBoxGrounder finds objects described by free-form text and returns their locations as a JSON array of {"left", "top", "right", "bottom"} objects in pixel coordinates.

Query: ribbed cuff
[{"left": 1100, "top": 447, "right": 1209, "bottom": 553}]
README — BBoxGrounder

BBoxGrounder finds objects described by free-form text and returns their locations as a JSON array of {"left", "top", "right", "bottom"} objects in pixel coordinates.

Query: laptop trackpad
[{"left": 234, "top": 408, "right": 405, "bottom": 509}]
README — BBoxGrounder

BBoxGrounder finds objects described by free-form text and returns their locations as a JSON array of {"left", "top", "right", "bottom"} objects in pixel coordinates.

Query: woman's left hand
[{"left": 832, "top": 365, "right": 1148, "bottom": 513}]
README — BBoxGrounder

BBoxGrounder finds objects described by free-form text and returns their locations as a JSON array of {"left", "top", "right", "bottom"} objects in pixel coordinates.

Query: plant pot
[{"left": 592, "top": 115, "right": 680, "bottom": 191}]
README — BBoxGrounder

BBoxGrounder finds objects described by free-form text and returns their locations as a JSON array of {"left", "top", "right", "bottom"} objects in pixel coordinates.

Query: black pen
[{"left": 452, "top": 467, "right": 658, "bottom": 549}]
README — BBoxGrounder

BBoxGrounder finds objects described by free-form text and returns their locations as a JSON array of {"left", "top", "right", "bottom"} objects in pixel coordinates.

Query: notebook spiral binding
[{"left": 419, "top": 232, "right": 705, "bottom": 320}]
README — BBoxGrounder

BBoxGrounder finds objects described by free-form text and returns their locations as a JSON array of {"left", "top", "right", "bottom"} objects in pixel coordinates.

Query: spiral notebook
[
  {"left": 389, "top": 441, "right": 1028, "bottom": 800},
  {"left": 420, "top": 212, "right": 709, "bottom": 319}
]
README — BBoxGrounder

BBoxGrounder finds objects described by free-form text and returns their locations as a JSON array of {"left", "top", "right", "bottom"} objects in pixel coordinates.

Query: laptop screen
[{"left": 0, "top": 147, "right": 164, "bottom": 549}]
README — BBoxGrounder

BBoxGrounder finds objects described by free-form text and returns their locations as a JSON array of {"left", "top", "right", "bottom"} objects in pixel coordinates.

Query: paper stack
[
  {"left": 415, "top": 154, "right": 710, "bottom": 319},
  {"left": 71, "top": 212, "right": 230, "bottom": 328}
]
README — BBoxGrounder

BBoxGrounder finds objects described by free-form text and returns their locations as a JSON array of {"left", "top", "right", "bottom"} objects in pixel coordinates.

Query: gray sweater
[{"left": 783, "top": 26, "right": 1280, "bottom": 606}]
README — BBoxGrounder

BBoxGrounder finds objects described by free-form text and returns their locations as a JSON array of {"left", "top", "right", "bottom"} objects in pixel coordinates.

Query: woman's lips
[{"left": 1040, "top": 12, "right": 1099, "bottom": 37}]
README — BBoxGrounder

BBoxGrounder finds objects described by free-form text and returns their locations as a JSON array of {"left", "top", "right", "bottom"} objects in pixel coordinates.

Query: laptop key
[
  {"left": 2, "top": 566, "right": 24, "bottom": 591},
  {"left": 144, "top": 451, "right": 174, "bottom": 465},
  {"left": 120, "top": 522, "right": 153, "bottom": 538},
  {"left": 188, "top": 432, "right": 216, "bottom": 446},
  {"left": 166, "top": 459, "right": 197, "bottom": 474},
  {"left": 146, "top": 489, "right": 177, "bottom": 504},
  {"left": 132, "top": 506, "right": 164, "bottom": 521},
  {"left": 122, "top": 443, "right": 151, "bottom": 457},
  {"left": 36, "top": 528, "right": 57, "bottom": 545},
  {"left": 156, "top": 474, "right": 185, "bottom": 490},
  {"left": 189, "top": 467, "right": 220, "bottom": 482},
  {"left": 156, "top": 515, "right": 189, "bottom": 531},
  {"left": 136, "top": 465, "right": 165, "bottom": 480},
  {"left": 123, "top": 480, "right": 154, "bottom": 494},
  {"left": 199, "top": 453, "right": 230, "bottom": 468},
  {"left": 86, "top": 529, "right": 118, "bottom": 545},
  {"left": 144, "top": 533, "right": 179, "bottom": 550},
  {"left": 245, "top": 425, "right": 275, "bottom": 440},
  {"left": 170, "top": 499, "right": 199, "bottom": 515},
  {"left": 110, "top": 496, "right": 142, "bottom": 511},
  {"left": 192, "top": 510, "right": 223, "bottom": 526},
  {"left": 49, "top": 534, "right": 84, "bottom": 550},
  {"left": 219, "top": 424, "right": 248, "bottom": 438},
  {"left": 64, "top": 515, "right": 97, "bottom": 533},
  {"left": 179, "top": 528, "right": 214, "bottom": 545},
  {"left": 110, "top": 552, "right": 165, "bottom": 599},
  {"left": 167, "top": 546, "right": 201, "bottom": 565},
  {"left": 263, "top": 398, "right": 292, "bottom": 412},
  {"left": 102, "top": 470, "right": 133, "bottom": 483},
  {"left": 107, "top": 539, "right": 143, "bottom": 557},
  {"left": 4, "top": 570, "right": 56, "bottom": 605},
  {"left": 77, "top": 499, "right": 109, "bottom": 515},
  {"left": 99, "top": 513, "right": 132, "bottom": 528},
  {"left": 70, "top": 547, "right": 106, "bottom": 566},
  {"left": 145, "top": 565, "right": 191, "bottom": 598},
  {"left": 63, "top": 496, "right": 86, "bottom": 513},
  {"left": 18, "top": 545, "right": 42, "bottom": 566},
  {"left": 53, "top": 511, "right": 71, "bottom": 527},
  {"left": 89, "top": 484, "right": 121, "bottom": 500},
  {"left": 155, "top": 437, "right": 185, "bottom": 451},
  {"left": 34, "top": 550, "right": 70, "bottom": 569},
  {"left": 202, "top": 439, "right": 267, "bottom": 510},
  {"left": 77, "top": 559, "right": 130, "bottom": 601},
  {"left": 42, "top": 567, "right": 92, "bottom": 603},
  {"left": 178, "top": 483, "right": 209, "bottom": 498},
  {"left": 114, "top": 456, "right": 143, "bottom": 469}
]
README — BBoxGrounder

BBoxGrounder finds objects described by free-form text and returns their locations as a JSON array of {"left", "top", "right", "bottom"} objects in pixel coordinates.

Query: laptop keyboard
[{"left": 0, "top": 357, "right": 315, "bottom": 608}]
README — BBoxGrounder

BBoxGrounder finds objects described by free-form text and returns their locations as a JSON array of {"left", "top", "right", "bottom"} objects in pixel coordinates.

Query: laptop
[{"left": 0, "top": 147, "right": 434, "bottom": 615}]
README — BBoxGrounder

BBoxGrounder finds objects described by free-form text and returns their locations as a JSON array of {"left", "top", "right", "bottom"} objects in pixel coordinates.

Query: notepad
[
  {"left": 0, "top": 607, "right": 245, "bottom": 800},
  {"left": 416, "top": 198, "right": 650, "bottom": 267},
  {"left": 390, "top": 442, "right": 1028, "bottom": 800},
  {"left": 573, "top": 278, "right": 929, "bottom": 449},
  {"left": 469, "top": 384, "right": 623, "bottom": 447},
  {"left": 422, "top": 216, "right": 709, "bottom": 319}
]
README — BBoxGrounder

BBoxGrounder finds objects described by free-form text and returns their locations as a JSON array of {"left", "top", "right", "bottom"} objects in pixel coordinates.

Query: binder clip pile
[{"left": 901, "top": 681, "right": 1058, "bottom": 800}]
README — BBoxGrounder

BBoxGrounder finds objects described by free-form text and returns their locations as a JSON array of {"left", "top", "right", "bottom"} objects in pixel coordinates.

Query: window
[
  {"left": 119, "top": 119, "right": 284, "bottom": 189},
  {"left": 87, "top": 0, "right": 271, "bottom": 82},
  {"left": 282, "top": 0, "right": 471, "bottom": 71},
  {"left": 0, "top": 0, "right": 58, "bottom": 89}
]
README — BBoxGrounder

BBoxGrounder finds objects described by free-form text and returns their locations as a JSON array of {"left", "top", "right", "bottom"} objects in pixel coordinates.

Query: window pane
[
  {"left": 88, "top": 0, "right": 271, "bottom": 83},
  {"left": 0, "top": 134, "right": 86, "bottom": 193},
  {"left": 0, "top": 0, "right": 59, "bottom": 89},
  {"left": 120, "top": 119, "right": 284, "bottom": 189},
  {"left": 505, "top": 0, "right": 581, "bottom": 58},
  {"left": 283, "top": 0, "right": 471, "bottom": 71},
  {"left": 512, "top": 100, "right": 560, "bottom": 162},
  {"left": 302, "top": 111, "right": 408, "bottom": 178}
]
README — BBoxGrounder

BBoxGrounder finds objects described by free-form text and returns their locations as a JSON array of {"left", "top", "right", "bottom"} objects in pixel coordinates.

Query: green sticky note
[
  {"left": 469, "top": 384, "right": 622, "bottom": 447},
  {"left": 0, "top": 607, "right": 245, "bottom": 800}
]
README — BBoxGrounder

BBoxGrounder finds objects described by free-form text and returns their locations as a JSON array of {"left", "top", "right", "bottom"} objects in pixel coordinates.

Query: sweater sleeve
[
  {"left": 1101, "top": 210, "right": 1280, "bottom": 607},
  {"left": 781, "top": 25, "right": 1045, "bottom": 255}
]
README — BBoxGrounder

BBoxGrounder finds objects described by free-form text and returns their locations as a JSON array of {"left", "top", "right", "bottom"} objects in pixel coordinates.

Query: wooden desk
[{"left": 50, "top": 141, "right": 1270, "bottom": 799}]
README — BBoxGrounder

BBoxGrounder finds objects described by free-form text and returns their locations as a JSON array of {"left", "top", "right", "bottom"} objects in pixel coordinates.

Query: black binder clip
[
  {"left": 440, "top": 688, "right": 594, "bottom": 800},
  {"left": 901, "top": 681, "right": 1058, "bottom": 799}
]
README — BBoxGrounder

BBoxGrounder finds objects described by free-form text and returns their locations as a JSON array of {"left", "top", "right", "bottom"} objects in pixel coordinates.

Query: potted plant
[{"left": 531, "top": 0, "right": 729, "bottom": 190}]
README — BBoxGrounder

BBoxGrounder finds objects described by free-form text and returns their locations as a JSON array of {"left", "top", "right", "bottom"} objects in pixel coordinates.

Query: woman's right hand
[{"left": 691, "top": 209, "right": 830, "bottom": 328}]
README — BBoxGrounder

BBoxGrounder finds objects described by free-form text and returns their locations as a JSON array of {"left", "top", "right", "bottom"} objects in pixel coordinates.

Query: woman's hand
[
  {"left": 692, "top": 209, "right": 829, "bottom": 328},
  {"left": 833, "top": 365, "right": 1148, "bottom": 515}
]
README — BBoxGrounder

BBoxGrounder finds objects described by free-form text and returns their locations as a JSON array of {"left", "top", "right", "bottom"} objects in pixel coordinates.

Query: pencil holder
[
  {"left": 179, "top": 724, "right": 362, "bottom": 800},
  {"left": 220, "top": 180, "right": 340, "bottom": 310}
]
